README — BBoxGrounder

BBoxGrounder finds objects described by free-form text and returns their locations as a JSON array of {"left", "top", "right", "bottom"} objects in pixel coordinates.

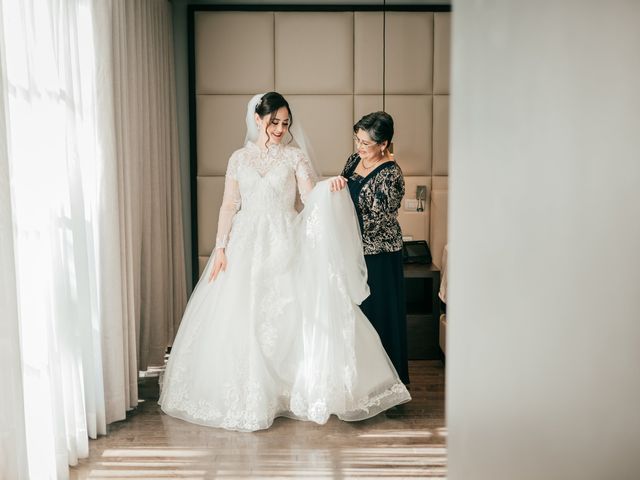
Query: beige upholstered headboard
[{"left": 191, "top": 8, "right": 450, "bottom": 279}]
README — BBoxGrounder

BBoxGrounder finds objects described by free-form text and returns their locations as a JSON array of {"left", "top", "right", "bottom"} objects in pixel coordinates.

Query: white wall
[{"left": 448, "top": 1, "right": 640, "bottom": 479}]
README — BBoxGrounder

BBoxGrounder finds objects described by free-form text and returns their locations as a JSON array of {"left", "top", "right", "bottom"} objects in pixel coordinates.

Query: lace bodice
[{"left": 215, "top": 142, "right": 316, "bottom": 249}]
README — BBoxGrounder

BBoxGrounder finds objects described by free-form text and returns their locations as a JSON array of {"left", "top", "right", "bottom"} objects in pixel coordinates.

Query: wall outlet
[{"left": 405, "top": 199, "right": 419, "bottom": 211}]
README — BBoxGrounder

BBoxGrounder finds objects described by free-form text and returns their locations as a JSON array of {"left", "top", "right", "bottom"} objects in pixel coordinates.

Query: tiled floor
[{"left": 70, "top": 360, "right": 446, "bottom": 479}]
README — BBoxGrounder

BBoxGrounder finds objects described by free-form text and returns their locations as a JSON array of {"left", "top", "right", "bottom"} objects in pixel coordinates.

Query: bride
[{"left": 159, "top": 92, "right": 410, "bottom": 432}]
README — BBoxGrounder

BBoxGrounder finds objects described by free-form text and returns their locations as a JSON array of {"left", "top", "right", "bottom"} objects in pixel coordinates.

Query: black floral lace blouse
[{"left": 341, "top": 153, "right": 405, "bottom": 255}]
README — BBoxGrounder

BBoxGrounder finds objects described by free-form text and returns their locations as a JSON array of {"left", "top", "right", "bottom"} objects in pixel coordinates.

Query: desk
[{"left": 403, "top": 263, "right": 441, "bottom": 360}]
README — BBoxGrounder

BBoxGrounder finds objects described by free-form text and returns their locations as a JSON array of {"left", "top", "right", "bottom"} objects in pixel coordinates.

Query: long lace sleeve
[
  {"left": 294, "top": 149, "right": 317, "bottom": 203},
  {"left": 214, "top": 153, "right": 241, "bottom": 250}
]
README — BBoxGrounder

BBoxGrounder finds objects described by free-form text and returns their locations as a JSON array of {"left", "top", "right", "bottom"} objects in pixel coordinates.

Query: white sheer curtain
[
  {"left": 0, "top": 0, "right": 186, "bottom": 477},
  {"left": 0, "top": 0, "right": 125, "bottom": 477},
  {"left": 0, "top": 15, "right": 29, "bottom": 476}
]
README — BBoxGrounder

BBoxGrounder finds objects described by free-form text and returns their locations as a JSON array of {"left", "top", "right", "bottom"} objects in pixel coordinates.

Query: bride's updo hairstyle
[{"left": 255, "top": 91, "right": 295, "bottom": 148}]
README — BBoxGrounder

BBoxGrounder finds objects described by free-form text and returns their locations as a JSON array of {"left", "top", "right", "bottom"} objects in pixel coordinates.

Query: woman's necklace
[{"left": 361, "top": 155, "right": 384, "bottom": 170}]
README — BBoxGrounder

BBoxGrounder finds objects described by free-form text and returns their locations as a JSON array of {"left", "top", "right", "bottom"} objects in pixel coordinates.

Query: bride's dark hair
[{"left": 255, "top": 92, "right": 294, "bottom": 148}]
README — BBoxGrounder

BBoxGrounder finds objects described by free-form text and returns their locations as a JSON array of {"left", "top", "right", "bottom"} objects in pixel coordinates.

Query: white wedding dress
[{"left": 159, "top": 141, "right": 410, "bottom": 432}]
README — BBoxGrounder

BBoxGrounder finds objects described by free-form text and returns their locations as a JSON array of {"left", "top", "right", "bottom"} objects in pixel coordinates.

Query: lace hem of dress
[
  {"left": 289, "top": 382, "right": 411, "bottom": 425},
  {"left": 160, "top": 381, "right": 410, "bottom": 432},
  {"left": 160, "top": 394, "right": 289, "bottom": 432},
  {"left": 346, "top": 382, "right": 411, "bottom": 420}
]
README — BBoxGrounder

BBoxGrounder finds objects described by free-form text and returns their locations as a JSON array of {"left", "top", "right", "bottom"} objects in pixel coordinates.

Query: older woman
[{"left": 331, "top": 111, "right": 408, "bottom": 384}]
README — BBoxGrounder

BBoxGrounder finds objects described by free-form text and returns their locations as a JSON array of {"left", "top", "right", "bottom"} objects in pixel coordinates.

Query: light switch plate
[{"left": 405, "top": 199, "right": 418, "bottom": 211}]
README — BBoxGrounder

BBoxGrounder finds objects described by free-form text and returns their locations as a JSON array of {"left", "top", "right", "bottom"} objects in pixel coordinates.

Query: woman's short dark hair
[
  {"left": 255, "top": 92, "right": 294, "bottom": 147},
  {"left": 353, "top": 111, "right": 394, "bottom": 145}
]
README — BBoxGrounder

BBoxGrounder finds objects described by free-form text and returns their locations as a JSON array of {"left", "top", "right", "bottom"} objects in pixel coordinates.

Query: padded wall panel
[
  {"left": 386, "top": 12, "right": 433, "bottom": 94},
  {"left": 385, "top": 95, "right": 432, "bottom": 176},
  {"left": 195, "top": 12, "right": 274, "bottom": 94},
  {"left": 354, "top": 12, "right": 384, "bottom": 94},
  {"left": 286, "top": 95, "right": 353, "bottom": 176},
  {"left": 197, "top": 176, "right": 226, "bottom": 257},
  {"left": 430, "top": 176, "right": 448, "bottom": 269},
  {"left": 353, "top": 95, "right": 383, "bottom": 123},
  {"left": 194, "top": 10, "right": 449, "bottom": 272},
  {"left": 275, "top": 12, "right": 353, "bottom": 94},
  {"left": 433, "top": 95, "right": 449, "bottom": 176},
  {"left": 197, "top": 95, "right": 254, "bottom": 176},
  {"left": 433, "top": 13, "right": 451, "bottom": 95},
  {"left": 398, "top": 176, "right": 430, "bottom": 242}
]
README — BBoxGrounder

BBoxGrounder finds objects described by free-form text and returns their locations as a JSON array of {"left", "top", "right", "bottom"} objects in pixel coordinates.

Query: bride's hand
[
  {"left": 209, "top": 249, "right": 227, "bottom": 283},
  {"left": 329, "top": 176, "right": 347, "bottom": 192}
]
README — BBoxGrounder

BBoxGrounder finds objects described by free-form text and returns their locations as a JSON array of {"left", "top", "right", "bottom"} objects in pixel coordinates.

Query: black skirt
[{"left": 360, "top": 250, "right": 409, "bottom": 384}]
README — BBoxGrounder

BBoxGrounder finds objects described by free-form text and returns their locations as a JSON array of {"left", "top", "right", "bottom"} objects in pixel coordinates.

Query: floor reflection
[{"left": 71, "top": 360, "right": 446, "bottom": 479}]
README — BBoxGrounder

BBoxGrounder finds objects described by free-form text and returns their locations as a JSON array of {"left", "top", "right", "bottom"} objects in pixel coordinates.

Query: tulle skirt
[{"left": 159, "top": 181, "right": 410, "bottom": 432}]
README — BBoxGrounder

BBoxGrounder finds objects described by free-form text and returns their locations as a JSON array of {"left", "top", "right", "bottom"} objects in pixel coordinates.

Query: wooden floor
[{"left": 70, "top": 360, "right": 446, "bottom": 479}]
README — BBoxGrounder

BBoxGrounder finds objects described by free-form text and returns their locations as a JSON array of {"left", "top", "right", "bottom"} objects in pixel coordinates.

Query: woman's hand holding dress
[{"left": 329, "top": 175, "right": 347, "bottom": 192}]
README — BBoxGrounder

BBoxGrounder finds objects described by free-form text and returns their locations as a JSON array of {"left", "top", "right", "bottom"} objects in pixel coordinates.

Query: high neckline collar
[{"left": 247, "top": 140, "right": 284, "bottom": 152}]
